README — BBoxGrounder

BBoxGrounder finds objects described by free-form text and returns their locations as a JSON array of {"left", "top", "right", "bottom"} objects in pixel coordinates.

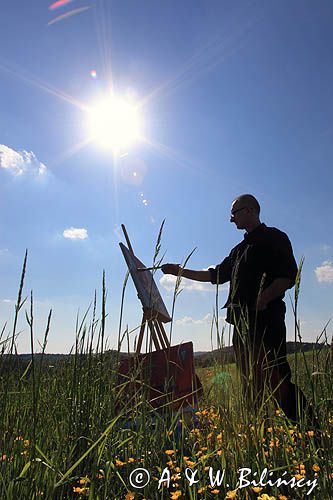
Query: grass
[{"left": 0, "top": 251, "right": 332, "bottom": 499}]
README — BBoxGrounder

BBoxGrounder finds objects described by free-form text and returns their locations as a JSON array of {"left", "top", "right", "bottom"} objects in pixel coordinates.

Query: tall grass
[{"left": 0, "top": 247, "right": 332, "bottom": 499}]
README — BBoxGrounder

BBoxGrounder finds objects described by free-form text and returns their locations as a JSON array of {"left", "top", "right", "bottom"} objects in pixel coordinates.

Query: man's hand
[{"left": 161, "top": 263, "right": 181, "bottom": 276}]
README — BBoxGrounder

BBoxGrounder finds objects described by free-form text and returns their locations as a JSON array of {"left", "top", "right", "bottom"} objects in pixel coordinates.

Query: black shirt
[{"left": 209, "top": 223, "right": 298, "bottom": 324}]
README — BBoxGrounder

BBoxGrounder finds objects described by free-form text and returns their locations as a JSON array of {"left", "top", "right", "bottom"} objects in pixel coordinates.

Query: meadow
[{"left": 0, "top": 252, "right": 332, "bottom": 499}]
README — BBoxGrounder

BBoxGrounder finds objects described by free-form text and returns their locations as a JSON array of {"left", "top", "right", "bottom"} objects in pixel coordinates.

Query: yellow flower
[
  {"left": 198, "top": 486, "right": 207, "bottom": 493},
  {"left": 73, "top": 487, "right": 89, "bottom": 494},
  {"left": 312, "top": 464, "right": 320, "bottom": 472},
  {"left": 24, "top": 440, "right": 30, "bottom": 447},
  {"left": 217, "top": 433, "right": 223, "bottom": 440},
  {"left": 258, "top": 495, "right": 276, "bottom": 500},
  {"left": 128, "top": 457, "right": 135, "bottom": 463},
  {"left": 252, "top": 486, "right": 263, "bottom": 493},
  {"left": 165, "top": 450, "right": 175, "bottom": 456},
  {"left": 170, "top": 491, "right": 182, "bottom": 499},
  {"left": 278, "top": 495, "right": 288, "bottom": 500},
  {"left": 226, "top": 490, "right": 237, "bottom": 498},
  {"left": 79, "top": 478, "right": 90, "bottom": 485},
  {"left": 267, "top": 427, "right": 273, "bottom": 433},
  {"left": 211, "top": 489, "right": 220, "bottom": 494},
  {"left": 217, "top": 450, "right": 222, "bottom": 456},
  {"left": 294, "top": 474, "right": 303, "bottom": 480},
  {"left": 184, "top": 460, "right": 195, "bottom": 468},
  {"left": 125, "top": 493, "right": 135, "bottom": 500},
  {"left": 115, "top": 459, "right": 125, "bottom": 467},
  {"left": 307, "top": 430, "right": 314, "bottom": 437}
]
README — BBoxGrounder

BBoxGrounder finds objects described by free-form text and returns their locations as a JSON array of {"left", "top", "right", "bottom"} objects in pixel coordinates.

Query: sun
[{"left": 87, "top": 93, "right": 143, "bottom": 153}]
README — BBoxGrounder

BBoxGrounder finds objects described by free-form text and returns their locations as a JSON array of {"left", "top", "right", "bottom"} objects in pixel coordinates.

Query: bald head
[
  {"left": 233, "top": 194, "right": 260, "bottom": 215},
  {"left": 230, "top": 194, "right": 261, "bottom": 232}
]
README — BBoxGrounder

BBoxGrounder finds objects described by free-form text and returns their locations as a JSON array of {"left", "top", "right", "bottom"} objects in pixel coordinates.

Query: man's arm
[
  {"left": 161, "top": 264, "right": 211, "bottom": 282},
  {"left": 257, "top": 277, "right": 294, "bottom": 311}
]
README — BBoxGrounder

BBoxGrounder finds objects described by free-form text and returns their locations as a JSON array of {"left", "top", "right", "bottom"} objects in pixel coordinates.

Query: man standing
[{"left": 162, "top": 194, "right": 310, "bottom": 422}]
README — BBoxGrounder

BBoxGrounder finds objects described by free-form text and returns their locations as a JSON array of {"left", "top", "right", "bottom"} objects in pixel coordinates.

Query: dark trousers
[{"left": 232, "top": 303, "right": 309, "bottom": 422}]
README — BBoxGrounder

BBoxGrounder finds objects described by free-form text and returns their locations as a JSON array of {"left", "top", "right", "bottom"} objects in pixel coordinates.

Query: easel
[
  {"left": 121, "top": 224, "right": 171, "bottom": 355},
  {"left": 119, "top": 224, "right": 202, "bottom": 410}
]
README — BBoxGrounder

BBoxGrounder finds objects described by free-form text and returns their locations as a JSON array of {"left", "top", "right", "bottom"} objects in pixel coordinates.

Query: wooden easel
[{"left": 121, "top": 224, "right": 171, "bottom": 355}]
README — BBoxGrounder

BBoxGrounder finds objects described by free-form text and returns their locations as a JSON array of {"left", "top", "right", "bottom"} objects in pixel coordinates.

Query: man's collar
[{"left": 244, "top": 223, "right": 266, "bottom": 241}]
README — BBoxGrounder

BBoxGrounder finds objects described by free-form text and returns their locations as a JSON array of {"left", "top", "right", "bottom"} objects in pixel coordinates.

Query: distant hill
[
  {"left": 194, "top": 341, "right": 328, "bottom": 367},
  {"left": 3, "top": 341, "right": 326, "bottom": 369}
]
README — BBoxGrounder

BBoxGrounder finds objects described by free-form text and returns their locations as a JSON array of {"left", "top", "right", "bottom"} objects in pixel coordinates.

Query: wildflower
[
  {"left": 79, "top": 478, "right": 90, "bottom": 485},
  {"left": 267, "top": 427, "right": 273, "bottom": 433},
  {"left": 312, "top": 464, "right": 320, "bottom": 472},
  {"left": 252, "top": 486, "right": 263, "bottom": 493},
  {"left": 23, "top": 440, "right": 29, "bottom": 447},
  {"left": 211, "top": 489, "right": 220, "bottom": 495},
  {"left": 278, "top": 495, "right": 288, "bottom": 500},
  {"left": 1, "top": 454, "right": 7, "bottom": 461},
  {"left": 115, "top": 459, "right": 125, "bottom": 467},
  {"left": 198, "top": 486, "right": 207, "bottom": 493},
  {"left": 217, "top": 433, "right": 223, "bottom": 440},
  {"left": 226, "top": 490, "right": 237, "bottom": 498},
  {"left": 73, "top": 487, "right": 89, "bottom": 494},
  {"left": 170, "top": 491, "right": 182, "bottom": 499},
  {"left": 294, "top": 474, "right": 303, "bottom": 481},
  {"left": 125, "top": 493, "right": 135, "bottom": 500},
  {"left": 167, "top": 460, "right": 174, "bottom": 468},
  {"left": 217, "top": 450, "right": 222, "bottom": 456},
  {"left": 307, "top": 430, "right": 314, "bottom": 438},
  {"left": 165, "top": 450, "right": 175, "bottom": 456},
  {"left": 258, "top": 495, "right": 276, "bottom": 500},
  {"left": 183, "top": 459, "right": 195, "bottom": 468},
  {"left": 128, "top": 457, "right": 135, "bottom": 463}
]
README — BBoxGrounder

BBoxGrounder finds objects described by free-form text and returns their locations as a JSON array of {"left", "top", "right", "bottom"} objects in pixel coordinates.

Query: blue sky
[{"left": 0, "top": 0, "right": 332, "bottom": 353}]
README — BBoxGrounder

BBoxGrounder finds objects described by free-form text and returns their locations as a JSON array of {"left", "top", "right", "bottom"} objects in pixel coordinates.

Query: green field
[{"left": 0, "top": 261, "right": 332, "bottom": 499}]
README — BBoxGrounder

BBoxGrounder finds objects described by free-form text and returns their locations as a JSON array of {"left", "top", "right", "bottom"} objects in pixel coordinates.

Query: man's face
[{"left": 230, "top": 200, "right": 249, "bottom": 229}]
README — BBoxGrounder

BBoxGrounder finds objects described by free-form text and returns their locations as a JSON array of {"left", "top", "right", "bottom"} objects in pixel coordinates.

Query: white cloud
[
  {"left": 160, "top": 274, "right": 228, "bottom": 293},
  {"left": 314, "top": 261, "right": 333, "bottom": 283},
  {"left": 176, "top": 313, "right": 225, "bottom": 326},
  {"left": 160, "top": 274, "right": 213, "bottom": 292},
  {"left": 0, "top": 144, "right": 47, "bottom": 177},
  {"left": 63, "top": 227, "right": 88, "bottom": 240},
  {"left": 2, "top": 299, "right": 13, "bottom": 304}
]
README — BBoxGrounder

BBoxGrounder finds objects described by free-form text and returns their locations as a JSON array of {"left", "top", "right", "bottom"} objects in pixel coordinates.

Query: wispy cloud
[
  {"left": 314, "top": 261, "right": 333, "bottom": 283},
  {"left": 176, "top": 312, "right": 225, "bottom": 326},
  {"left": 0, "top": 144, "right": 46, "bottom": 177},
  {"left": 2, "top": 299, "right": 13, "bottom": 304},
  {"left": 63, "top": 227, "right": 88, "bottom": 240},
  {"left": 320, "top": 244, "right": 332, "bottom": 252}
]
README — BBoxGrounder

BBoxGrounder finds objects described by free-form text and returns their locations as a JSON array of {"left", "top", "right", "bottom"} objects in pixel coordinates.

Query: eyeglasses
[{"left": 230, "top": 207, "right": 247, "bottom": 217}]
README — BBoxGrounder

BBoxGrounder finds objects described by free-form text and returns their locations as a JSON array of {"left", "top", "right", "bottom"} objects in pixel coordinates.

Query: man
[{"left": 162, "top": 194, "right": 310, "bottom": 422}]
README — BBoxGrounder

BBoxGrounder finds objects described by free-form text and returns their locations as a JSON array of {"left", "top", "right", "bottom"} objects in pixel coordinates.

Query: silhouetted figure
[{"left": 162, "top": 194, "right": 313, "bottom": 423}]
